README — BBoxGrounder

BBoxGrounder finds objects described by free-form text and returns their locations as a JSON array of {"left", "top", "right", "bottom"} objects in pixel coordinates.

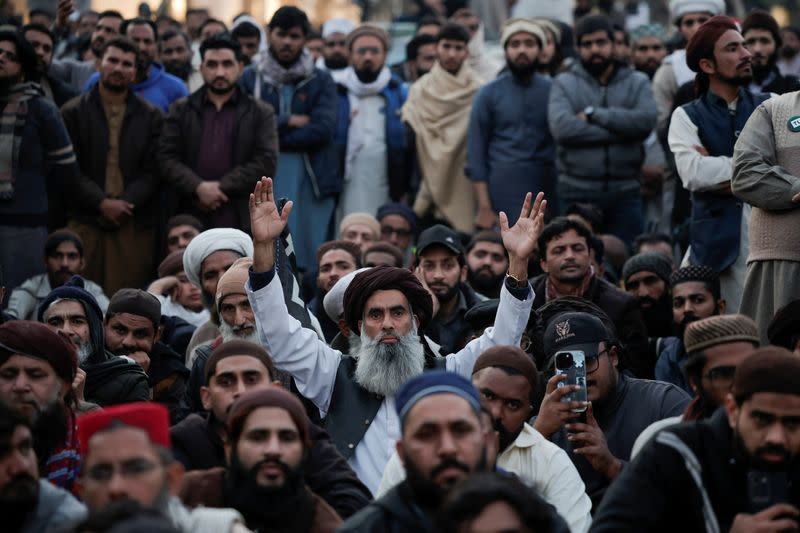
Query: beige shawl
[{"left": 402, "top": 62, "right": 481, "bottom": 233}]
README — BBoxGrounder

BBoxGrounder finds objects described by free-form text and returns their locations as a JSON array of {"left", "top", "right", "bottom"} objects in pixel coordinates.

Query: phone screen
[
  {"left": 554, "top": 350, "right": 587, "bottom": 413},
  {"left": 748, "top": 471, "right": 789, "bottom": 513}
]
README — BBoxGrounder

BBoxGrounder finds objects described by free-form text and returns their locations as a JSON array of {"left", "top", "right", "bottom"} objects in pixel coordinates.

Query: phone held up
[{"left": 555, "top": 350, "right": 588, "bottom": 414}]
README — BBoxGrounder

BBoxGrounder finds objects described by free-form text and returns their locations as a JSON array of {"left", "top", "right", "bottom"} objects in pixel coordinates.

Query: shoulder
[
  {"left": 626, "top": 376, "right": 691, "bottom": 404},
  {"left": 338, "top": 502, "right": 390, "bottom": 532}
]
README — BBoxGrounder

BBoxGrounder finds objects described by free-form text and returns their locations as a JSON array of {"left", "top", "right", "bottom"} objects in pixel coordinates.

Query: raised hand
[
  {"left": 249, "top": 177, "right": 292, "bottom": 246},
  {"left": 499, "top": 192, "right": 547, "bottom": 262}
]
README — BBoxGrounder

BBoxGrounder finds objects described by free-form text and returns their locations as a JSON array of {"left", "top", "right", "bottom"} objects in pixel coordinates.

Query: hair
[
  {"left": 200, "top": 34, "right": 242, "bottom": 62},
  {"left": 268, "top": 6, "right": 311, "bottom": 37},
  {"left": 166, "top": 214, "right": 204, "bottom": 233},
  {"left": 437, "top": 22, "right": 470, "bottom": 44},
  {"left": 537, "top": 217, "right": 594, "bottom": 260},
  {"left": 316, "top": 240, "right": 363, "bottom": 268},
  {"left": 44, "top": 230, "right": 84, "bottom": 258},
  {"left": 28, "top": 8, "right": 55, "bottom": 22},
  {"left": 159, "top": 28, "right": 190, "bottom": 49},
  {"left": 783, "top": 26, "right": 800, "bottom": 40},
  {"left": 101, "top": 36, "right": 140, "bottom": 62},
  {"left": 121, "top": 17, "right": 158, "bottom": 41},
  {"left": 465, "top": 230, "right": 506, "bottom": 256},
  {"left": 633, "top": 232, "right": 673, "bottom": 253},
  {"left": 406, "top": 33, "right": 437, "bottom": 61},
  {"left": 231, "top": 21, "right": 261, "bottom": 40},
  {"left": 416, "top": 15, "right": 443, "bottom": 32},
  {"left": 575, "top": 14, "right": 614, "bottom": 44},
  {"left": 97, "top": 10, "right": 124, "bottom": 22},
  {"left": 307, "top": 30, "right": 322, "bottom": 41},
  {"left": 612, "top": 23, "right": 630, "bottom": 46},
  {"left": 199, "top": 18, "right": 228, "bottom": 36},
  {"left": 22, "top": 23, "right": 55, "bottom": 46},
  {"left": 0, "top": 402, "right": 31, "bottom": 450},
  {"left": 565, "top": 202, "right": 604, "bottom": 233},
  {"left": 437, "top": 472, "right": 563, "bottom": 533},
  {"left": 588, "top": 233, "right": 605, "bottom": 265},
  {"left": 0, "top": 30, "right": 38, "bottom": 80},
  {"left": 741, "top": 10, "right": 782, "bottom": 48},
  {"left": 363, "top": 242, "right": 404, "bottom": 268}
]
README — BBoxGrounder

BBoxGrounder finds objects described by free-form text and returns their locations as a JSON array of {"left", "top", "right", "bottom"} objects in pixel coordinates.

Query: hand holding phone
[
  {"left": 532, "top": 374, "right": 586, "bottom": 437},
  {"left": 730, "top": 503, "right": 799, "bottom": 533},
  {"left": 555, "top": 350, "right": 588, "bottom": 413}
]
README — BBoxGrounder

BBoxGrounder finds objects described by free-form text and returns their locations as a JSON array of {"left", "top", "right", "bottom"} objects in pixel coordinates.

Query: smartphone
[
  {"left": 747, "top": 471, "right": 789, "bottom": 513},
  {"left": 554, "top": 350, "right": 587, "bottom": 413}
]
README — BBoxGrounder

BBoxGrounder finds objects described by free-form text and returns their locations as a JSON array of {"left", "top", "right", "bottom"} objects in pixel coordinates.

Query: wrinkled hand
[
  {"left": 414, "top": 266, "right": 440, "bottom": 318},
  {"left": 288, "top": 114, "right": 310, "bottom": 128},
  {"left": 533, "top": 374, "right": 585, "bottom": 438},
  {"left": 567, "top": 402, "right": 621, "bottom": 480},
  {"left": 196, "top": 181, "right": 228, "bottom": 211},
  {"left": 250, "top": 177, "right": 292, "bottom": 245},
  {"left": 730, "top": 504, "right": 799, "bottom": 533},
  {"left": 499, "top": 192, "right": 546, "bottom": 261},
  {"left": 72, "top": 368, "right": 86, "bottom": 402},
  {"left": 99, "top": 198, "right": 134, "bottom": 226},
  {"left": 128, "top": 351, "right": 151, "bottom": 373},
  {"left": 475, "top": 206, "right": 498, "bottom": 230}
]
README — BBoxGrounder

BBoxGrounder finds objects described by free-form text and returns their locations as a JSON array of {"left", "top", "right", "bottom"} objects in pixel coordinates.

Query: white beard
[
  {"left": 347, "top": 331, "right": 362, "bottom": 357},
  {"left": 353, "top": 321, "right": 426, "bottom": 397},
  {"left": 76, "top": 341, "right": 92, "bottom": 365},
  {"left": 218, "top": 320, "right": 261, "bottom": 344}
]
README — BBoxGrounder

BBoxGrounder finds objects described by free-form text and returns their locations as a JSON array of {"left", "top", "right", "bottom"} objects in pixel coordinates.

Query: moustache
[
  {"left": 737, "top": 59, "right": 752, "bottom": 69},
  {"left": 755, "top": 444, "right": 791, "bottom": 463},
  {"left": 430, "top": 457, "right": 470, "bottom": 479},
  {"left": 639, "top": 295, "right": 657, "bottom": 307},
  {"left": 232, "top": 322, "right": 255, "bottom": 333},
  {"left": 250, "top": 457, "right": 290, "bottom": 477},
  {"left": 560, "top": 261, "right": 579, "bottom": 270}
]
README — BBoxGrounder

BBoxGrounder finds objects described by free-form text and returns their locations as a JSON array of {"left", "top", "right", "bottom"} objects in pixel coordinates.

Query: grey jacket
[
  {"left": 6, "top": 273, "right": 109, "bottom": 320},
  {"left": 548, "top": 62, "right": 657, "bottom": 184},
  {"left": 22, "top": 480, "right": 87, "bottom": 533}
]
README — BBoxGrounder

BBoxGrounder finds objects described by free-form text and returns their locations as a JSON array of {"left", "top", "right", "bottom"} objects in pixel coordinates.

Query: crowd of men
[{"left": 1, "top": 0, "right": 800, "bottom": 531}]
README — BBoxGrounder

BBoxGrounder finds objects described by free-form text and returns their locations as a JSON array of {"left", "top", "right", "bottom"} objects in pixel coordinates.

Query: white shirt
[
  {"left": 376, "top": 423, "right": 593, "bottom": 533},
  {"left": 247, "top": 274, "right": 534, "bottom": 494},
  {"left": 154, "top": 294, "right": 210, "bottom": 328}
]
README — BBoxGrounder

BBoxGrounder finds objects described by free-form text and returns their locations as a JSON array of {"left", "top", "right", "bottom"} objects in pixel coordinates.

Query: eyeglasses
[
  {"left": 702, "top": 365, "right": 737, "bottom": 385},
  {"left": 85, "top": 458, "right": 158, "bottom": 482},
  {"left": 381, "top": 226, "right": 411, "bottom": 238},
  {"left": 586, "top": 347, "right": 611, "bottom": 374}
]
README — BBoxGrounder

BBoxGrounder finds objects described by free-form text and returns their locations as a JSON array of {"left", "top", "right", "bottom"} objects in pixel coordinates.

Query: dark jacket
[
  {"left": 180, "top": 467, "right": 342, "bottom": 533},
  {"left": 590, "top": 408, "right": 800, "bottom": 532},
  {"left": 170, "top": 413, "right": 371, "bottom": 519},
  {"left": 337, "top": 482, "right": 435, "bottom": 533},
  {"left": 148, "top": 341, "right": 189, "bottom": 425},
  {"left": 532, "top": 274, "right": 652, "bottom": 377},
  {"left": 43, "top": 74, "right": 79, "bottom": 107},
  {"left": 758, "top": 66, "right": 800, "bottom": 95},
  {"left": 426, "top": 283, "right": 487, "bottom": 356},
  {"left": 239, "top": 66, "right": 340, "bottom": 197},
  {"left": 60, "top": 85, "right": 163, "bottom": 226},
  {"left": 157, "top": 87, "right": 278, "bottom": 231},
  {"left": 334, "top": 76, "right": 410, "bottom": 200}
]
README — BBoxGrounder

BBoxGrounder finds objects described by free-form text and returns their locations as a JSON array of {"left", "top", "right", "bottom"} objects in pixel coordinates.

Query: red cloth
[
  {"left": 44, "top": 407, "right": 82, "bottom": 496},
  {"left": 78, "top": 402, "right": 171, "bottom": 451}
]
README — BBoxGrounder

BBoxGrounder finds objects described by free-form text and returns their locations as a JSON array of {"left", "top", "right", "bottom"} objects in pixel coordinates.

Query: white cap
[
  {"left": 323, "top": 267, "right": 371, "bottom": 322},
  {"left": 323, "top": 18, "right": 356, "bottom": 39},
  {"left": 669, "top": 0, "right": 725, "bottom": 24}
]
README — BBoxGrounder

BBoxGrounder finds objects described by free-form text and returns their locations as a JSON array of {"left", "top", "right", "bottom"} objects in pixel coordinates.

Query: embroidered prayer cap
[
  {"left": 500, "top": 18, "right": 547, "bottom": 49},
  {"left": 669, "top": 265, "right": 720, "bottom": 298},
  {"left": 346, "top": 24, "right": 390, "bottom": 51},
  {"left": 684, "top": 314, "right": 759, "bottom": 354}
]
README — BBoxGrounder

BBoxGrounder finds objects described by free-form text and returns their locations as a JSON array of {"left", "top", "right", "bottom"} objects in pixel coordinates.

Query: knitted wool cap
[
  {"left": 215, "top": 257, "right": 253, "bottom": 310},
  {"left": 683, "top": 314, "right": 759, "bottom": 354},
  {"left": 622, "top": 252, "right": 673, "bottom": 285},
  {"left": 346, "top": 24, "right": 389, "bottom": 51},
  {"left": 500, "top": 18, "right": 548, "bottom": 49},
  {"left": 339, "top": 212, "right": 380, "bottom": 240}
]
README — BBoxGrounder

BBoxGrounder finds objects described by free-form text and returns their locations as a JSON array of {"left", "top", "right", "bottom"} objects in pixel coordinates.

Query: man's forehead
[
  {"left": 45, "top": 299, "right": 87, "bottom": 318},
  {"left": 243, "top": 406, "right": 298, "bottom": 431},
  {"left": 406, "top": 393, "right": 478, "bottom": 426},
  {"left": 86, "top": 426, "right": 156, "bottom": 460},
  {"left": 472, "top": 366, "right": 530, "bottom": 397},
  {"left": 672, "top": 281, "right": 711, "bottom": 297},
  {"left": 168, "top": 224, "right": 198, "bottom": 237},
  {"left": 715, "top": 30, "right": 745, "bottom": 48},
  {"left": 202, "top": 250, "right": 240, "bottom": 270},
  {"left": 220, "top": 293, "right": 248, "bottom": 307},
  {"left": 108, "top": 312, "right": 155, "bottom": 330},
  {"left": 470, "top": 241, "right": 504, "bottom": 254},
  {"left": 25, "top": 29, "right": 52, "bottom": 44},
  {"left": 320, "top": 248, "right": 356, "bottom": 265},
  {"left": 745, "top": 392, "right": 800, "bottom": 415},
  {"left": 0, "top": 353, "right": 55, "bottom": 370},
  {"left": 365, "top": 289, "right": 410, "bottom": 308},
  {"left": 215, "top": 354, "right": 268, "bottom": 374}
]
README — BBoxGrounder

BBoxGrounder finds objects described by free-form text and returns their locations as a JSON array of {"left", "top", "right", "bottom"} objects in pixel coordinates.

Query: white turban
[
  {"left": 323, "top": 18, "right": 356, "bottom": 39},
  {"left": 669, "top": 0, "right": 725, "bottom": 24},
  {"left": 182, "top": 228, "right": 254, "bottom": 288},
  {"left": 323, "top": 267, "right": 371, "bottom": 322}
]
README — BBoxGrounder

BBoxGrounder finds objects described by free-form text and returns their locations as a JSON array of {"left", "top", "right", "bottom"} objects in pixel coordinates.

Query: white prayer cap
[
  {"left": 323, "top": 18, "right": 356, "bottom": 39},
  {"left": 323, "top": 267, "right": 371, "bottom": 322}
]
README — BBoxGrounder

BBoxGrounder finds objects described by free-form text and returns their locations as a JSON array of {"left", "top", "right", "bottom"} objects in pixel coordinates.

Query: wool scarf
[{"left": 0, "top": 82, "right": 43, "bottom": 200}]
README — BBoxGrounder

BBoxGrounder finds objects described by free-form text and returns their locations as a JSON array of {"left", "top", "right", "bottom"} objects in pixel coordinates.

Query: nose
[
  {"left": 12, "top": 373, "right": 31, "bottom": 392},
  {"left": 6, "top": 449, "right": 29, "bottom": 477},
  {"left": 765, "top": 422, "right": 789, "bottom": 448},
  {"left": 381, "top": 312, "right": 395, "bottom": 332},
  {"left": 264, "top": 433, "right": 281, "bottom": 455},
  {"left": 106, "top": 470, "right": 130, "bottom": 500},
  {"left": 438, "top": 429, "right": 458, "bottom": 457},
  {"left": 233, "top": 379, "right": 248, "bottom": 398},
  {"left": 234, "top": 308, "right": 247, "bottom": 326},
  {"left": 636, "top": 284, "right": 649, "bottom": 298}
]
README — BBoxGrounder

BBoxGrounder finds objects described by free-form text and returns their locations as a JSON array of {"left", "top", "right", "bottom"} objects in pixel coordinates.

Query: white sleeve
[
  {"left": 540, "top": 447, "right": 593, "bottom": 533},
  {"left": 247, "top": 274, "right": 342, "bottom": 415},
  {"left": 668, "top": 106, "right": 732, "bottom": 192},
  {"left": 446, "top": 280, "right": 534, "bottom": 377}
]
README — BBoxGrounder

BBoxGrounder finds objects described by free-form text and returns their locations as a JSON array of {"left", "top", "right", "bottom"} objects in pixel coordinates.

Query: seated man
[
  {"left": 339, "top": 212, "right": 380, "bottom": 254},
  {"left": 376, "top": 202, "right": 417, "bottom": 266},
  {"left": 148, "top": 249, "right": 209, "bottom": 328},
  {"left": 180, "top": 388, "right": 343, "bottom": 531},
  {"left": 6, "top": 229, "right": 108, "bottom": 320},
  {"left": 363, "top": 242, "right": 404, "bottom": 268},
  {"left": 38, "top": 276, "right": 149, "bottom": 407},
  {"left": 76, "top": 402, "right": 249, "bottom": 532},
  {"left": 533, "top": 311, "right": 690, "bottom": 509},
  {"left": 247, "top": 177, "right": 542, "bottom": 493},
  {"left": 171, "top": 340, "right": 371, "bottom": 518},
  {"left": 164, "top": 214, "right": 203, "bottom": 255},
  {"left": 309, "top": 240, "right": 361, "bottom": 343}
]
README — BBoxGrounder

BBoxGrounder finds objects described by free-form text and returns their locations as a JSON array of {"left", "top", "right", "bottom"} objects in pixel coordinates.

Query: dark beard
[
  {"left": 31, "top": 402, "right": 69, "bottom": 473},
  {"left": 506, "top": 57, "right": 538, "bottom": 81},
  {"left": 101, "top": 79, "right": 128, "bottom": 93},
  {"left": 635, "top": 63, "right": 659, "bottom": 79},
  {"left": 674, "top": 313, "right": 700, "bottom": 339},
  {"left": 780, "top": 46, "right": 799, "bottom": 60},
  {"left": 354, "top": 66, "right": 380, "bottom": 83},
  {"left": 403, "top": 450, "right": 486, "bottom": 511},
  {"left": 467, "top": 267, "right": 504, "bottom": 298},
  {"left": 751, "top": 54, "right": 777, "bottom": 84},
  {"left": 0, "top": 74, "right": 22, "bottom": 95},
  {"left": 325, "top": 55, "right": 348, "bottom": 70},
  {"left": 164, "top": 60, "right": 193, "bottom": 81},
  {"left": 640, "top": 294, "right": 674, "bottom": 338},
  {"left": 733, "top": 429, "right": 796, "bottom": 472},
  {"left": 207, "top": 81, "right": 236, "bottom": 95},
  {"left": 494, "top": 419, "right": 522, "bottom": 452},
  {"left": 224, "top": 450, "right": 314, "bottom": 533},
  {"left": 432, "top": 282, "right": 460, "bottom": 305},
  {"left": 0, "top": 473, "right": 39, "bottom": 532},
  {"left": 582, "top": 56, "right": 613, "bottom": 78}
]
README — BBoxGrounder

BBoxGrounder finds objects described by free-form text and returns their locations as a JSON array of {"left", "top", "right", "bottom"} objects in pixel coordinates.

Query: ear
[
  {"left": 540, "top": 257, "right": 549, "bottom": 274},
  {"left": 698, "top": 57, "right": 716, "bottom": 76},
  {"left": 413, "top": 314, "right": 420, "bottom": 329},
  {"left": 357, "top": 319, "right": 363, "bottom": 332},
  {"left": 166, "top": 461, "right": 185, "bottom": 496},
  {"left": 200, "top": 386, "right": 212, "bottom": 411},
  {"left": 337, "top": 319, "right": 350, "bottom": 337},
  {"left": 717, "top": 299, "right": 727, "bottom": 314},
  {"left": 460, "top": 265, "right": 468, "bottom": 283},
  {"left": 724, "top": 393, "right": 738, "bottom": 430},
  {"left": 154, "top": 325, "right": 162, "bottom": 343},
  {"left": 609, "top": 345, "right": 619, "bottom": 368}
]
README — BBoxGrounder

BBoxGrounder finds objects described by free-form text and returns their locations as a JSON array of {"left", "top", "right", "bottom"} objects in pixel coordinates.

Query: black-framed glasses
[
  {"left": 703, "top": 365, "right": 736, "bottom": 385},
  {"left": 586, "top": 348, "right": 611, "bottom": 374},
  {"left": 381, "top": 226, "right": 411, "bottom": 238}
]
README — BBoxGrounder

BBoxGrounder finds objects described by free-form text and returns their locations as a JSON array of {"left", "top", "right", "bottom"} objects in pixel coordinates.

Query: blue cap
[
  {"left": 37, "top": 275, "right": 103, "bottom": 323},
  {"left": 376, "top": 203, "right": 417, "bottom": 232},
  {"left": 395, "top": 370, "right": 481, "bottom": 424}
]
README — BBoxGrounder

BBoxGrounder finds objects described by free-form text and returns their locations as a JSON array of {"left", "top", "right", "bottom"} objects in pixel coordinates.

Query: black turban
[{"left": 342, "top": 265, "right": 433, "bottom": 333}]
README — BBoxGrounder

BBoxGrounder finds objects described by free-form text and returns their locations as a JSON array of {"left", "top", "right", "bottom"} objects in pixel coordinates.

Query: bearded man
[
  {"left": 246, "top": 177, "right": 543, "bottom": 494},
  {"left": 622, "top": 252, "right": 675, "bottom": 339}
]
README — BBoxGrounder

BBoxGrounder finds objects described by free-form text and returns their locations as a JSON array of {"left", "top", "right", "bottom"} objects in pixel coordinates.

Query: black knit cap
[
  {"left": 37, "top": 275, "right": 103, "bottom": 323},
  {"left": 107, "top": 289, "right": 161, "bottom": 328},
  {"left": 622, "top": 252, "right": 673, "bottom": 285},
  {"left": 732, "top": 347, "right": 800, "bottom": 403}
]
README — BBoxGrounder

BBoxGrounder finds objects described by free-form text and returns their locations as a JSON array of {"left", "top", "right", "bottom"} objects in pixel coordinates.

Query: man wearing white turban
[
  {"left": 182, "top": 228, "right": 254, "bottom": 363},
  {"left": 318, "top": 18, "right": 356, "bottom": 84}
]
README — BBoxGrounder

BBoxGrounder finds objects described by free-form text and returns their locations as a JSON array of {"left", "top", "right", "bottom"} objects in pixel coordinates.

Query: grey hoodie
[
  {"left": 22, "top": 480, "right": 87, "bottom": 533},
  {"left": 547, "top": 61, "right": 657, "bottom": 185}
]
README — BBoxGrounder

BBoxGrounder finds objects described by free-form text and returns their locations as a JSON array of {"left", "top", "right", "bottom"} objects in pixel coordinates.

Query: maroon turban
[
  {"left": 686, "top": 16, "right": 739, "bottom": 73},
  {"left": 342, "top": 265, "right": 433, "bottom": 333},
  {"left": 0, "top": 321, "right": 77, "bottom": 385}
]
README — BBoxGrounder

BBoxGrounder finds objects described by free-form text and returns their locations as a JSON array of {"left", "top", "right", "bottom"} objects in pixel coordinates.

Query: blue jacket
[
  {"left": 84, "top": 63, "right": 188, "bottom": 113},
  {"left": 681, "top": 89, "right": 768, "bottom": 272},
  {"left": 334, "top": 75, "right": 409, "bottom": 200},
  {"left": 655, "top": 336, "right": 691, "bottom": 395},
  {"left": 240, "top": 66, "right": 341, "bottom": 198}
]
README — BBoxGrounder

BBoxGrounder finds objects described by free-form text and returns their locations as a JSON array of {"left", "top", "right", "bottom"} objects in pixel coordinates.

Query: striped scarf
[
  {"left": 0, "top": 82, "right": 43, "bottom": 200},
  {"left": 44, "top": 407, "right": 82, "bottom": 495}
]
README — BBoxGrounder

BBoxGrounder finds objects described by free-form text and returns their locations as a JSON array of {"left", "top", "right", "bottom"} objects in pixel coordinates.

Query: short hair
[
  {"left": 307, "top": 30, "right": 322, "bottom": 41},
  {"left": 268, "top": 6, "right": 311, "bottom": 36},
  {"left": 231, "top": 21, "right": 261, "bottom": 40},
  {"left": 79, "top": 10, "right": 100, "bottom": 22},
  {"left": 363, "top": 242, "right": 404, "bottom": 268},
  {"left": 537, "top": 217, "right": 594, "bottom": 260},
  {"left": 200, "top": 34, "right": 242, "bottom": 62},
  {"left": 159, "top": 28, "right": 190, "bottom": 49},
  {"left": 416, "top": 15, "right": 443, "bottom": 32},
  {"left": 575, "top": 14, "right": 614, "bottom": 44},
  {"left": 783, "top": 26, "right": 800, "bottom": 40},
  {"left": 0, "top": 30, "right": 37, "bottom": 80},
  {"left": 122, "top": 17, "right": 158, "bottom": 40},
  {"left": 465, "top": 230, "right": 506, "bottom": 256},
  {"left": 588, "top": 233, "right": 605, "bottom": 265},
  {"left": 97, "top": 10, "right": 124, "bottom": 22},
  {"left": 612, "top": 24, "right": 630, "bottom": 46},
  {"left": 199, "top": 18, "right": 228, "bottom": 36},
  {"left": 28, "top": 8, "right": 55, "bottom": 22},
  {"left": 406, "top": 34, "right": 438, "bottom": 61},
  {"left": 316, "top": 240, "right": 362, "bottom": 268},
  {"left": 565, "top": 202, "right": 604, "bottom": 233},
  {"left": 633, "top": 232, "right": 673, "bottom": 253},
  {"left": 437, "top": 22, "right": 470, "bottom": 44},
  {"left": 22, "top": 23, "right": 55, "bottom": 46},
  {"left": 101, "top": 36, "right": 140, "bottom": 62},
  {"left": 166, "top": 214, "right": 204, "bottom": 233}
]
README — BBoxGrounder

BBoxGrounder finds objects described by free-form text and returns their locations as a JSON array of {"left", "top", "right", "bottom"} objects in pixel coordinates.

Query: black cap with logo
[
  {"left": 543, "top": 311, "right": 610, "bottom": 359},
  {"left": 416, "top": 224, "right": 464, "bottom": 257}
]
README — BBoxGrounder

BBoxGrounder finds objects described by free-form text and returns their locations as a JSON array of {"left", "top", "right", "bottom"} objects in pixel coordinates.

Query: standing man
[
  {"left": 733, "top": 89, "right": 800, "bottom": 343},
  {"left": 548, "top": 15, "right": 656, "bottom": 246},
  {"left": 468, "top": 19, "right": 556, "bottom": 229},
  {"left": 465, "top": 231, "right": 509, "bottom": 299},
  {"left": 22, "top": 23, "right": 78, "bottom": 107},
  {"left": 391, "top": 34, "right": 437, "bottom": 84},
  {"left": 336, "top": 25, "right": 409, "bottom": 219},
  {"left": 404, "top": 23, "right": 481, "bottom": 234},
  {"left": 159, "top": 35, "right": 278, "bottom": 231},
  {"left": 742, "top": 11, "right": 800, "bottom": 95},
  {"left": 240, "top": 6, "right": 338, "bottom": 273},
  {"left": 778, "top": 27, "right": 800, "bottom": 77},
  {"left": 84, "top": 18, "right": 188, "bottom": 113},
  {"left": 159, "top": 29, "right": 203, "bottom": 93},
  {"left": 61, "top": 37, "right": 163, "bottom": 296},
  {"left": 318, "top": 18, "right": 355, "bottom": 84},
  {"left": 668, "top": 16, "right": 767, "bottom": 313},
  {"left": 630, "top": 24, "right": 668, "bottom": 80},
  {"left": 0, "top": 31, "right": 77, "bottom": 292}
]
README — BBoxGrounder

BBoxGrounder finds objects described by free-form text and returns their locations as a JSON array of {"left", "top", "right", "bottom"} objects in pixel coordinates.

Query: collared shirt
[{"left": 6, "top": 273, "right": 109, "bottom": 320}]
